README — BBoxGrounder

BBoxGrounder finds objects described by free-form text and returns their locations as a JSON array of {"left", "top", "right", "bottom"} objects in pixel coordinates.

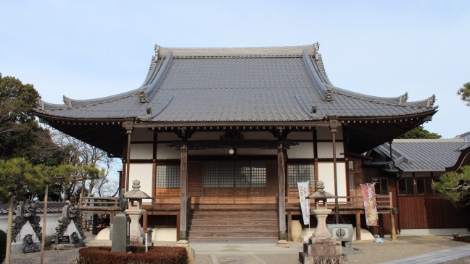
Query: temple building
[{"left": 34, "top": 43, "right": 437, "bottom": 242}]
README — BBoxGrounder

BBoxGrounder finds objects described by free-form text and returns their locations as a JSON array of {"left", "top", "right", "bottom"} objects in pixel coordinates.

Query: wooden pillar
[
  {"left": 287, "top": 212, "right": 292, "bottom": 241},
  {"left": 389, "top": 192, "right": 397, "bottom": 241},
  {"left": 143, "top": 210, "right": 148, "bottom": 232},
  {"left": 329, "top": 117, "right": 339, "bottom": 224},
  {"left": 355, "top": 210, "right": 362, "bottom": 241},
  {"left": 277, "top": 145, "right": 286, "bottom": 240},
  {"left": 179, "top": 143, "right": 188, "bottom": 240},
  {"left": 123, "top": 122, "right": 134, "bottom": 191}
]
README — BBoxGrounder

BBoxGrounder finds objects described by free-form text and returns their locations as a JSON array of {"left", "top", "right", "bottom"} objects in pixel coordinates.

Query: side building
[
  {"left": 366, "top": 132, "right": 470, "bottom": 236},
  {"left": 34, "top": 43, "right": 437, "bottom": 242}
]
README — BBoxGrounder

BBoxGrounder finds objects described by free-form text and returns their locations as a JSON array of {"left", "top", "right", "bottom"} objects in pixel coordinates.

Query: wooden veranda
[{"left": 79, "top": 192, "right": 397, "bottom": 242}]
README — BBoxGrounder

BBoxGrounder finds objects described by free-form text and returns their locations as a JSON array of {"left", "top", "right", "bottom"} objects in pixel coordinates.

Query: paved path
[
  {"left": 382, "top": 244, "right": 470, "bottom": 264},
  {"left": 6, "top": 235, "right": 470, "bottom": 263},
  {"left": 191, "top": 237, "right": 470, "bottom": 264}
]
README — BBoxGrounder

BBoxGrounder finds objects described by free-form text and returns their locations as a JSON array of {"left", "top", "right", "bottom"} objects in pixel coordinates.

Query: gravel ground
[{"left": 4, "top": 236, "right": 470, "bottom": 264}]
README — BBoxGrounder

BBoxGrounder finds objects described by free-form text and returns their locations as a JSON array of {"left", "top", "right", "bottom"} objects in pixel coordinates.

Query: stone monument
[
  {"left": 112, "top": 189, "right": 131, "bottom": 252},
  {"left": 299, "top": 181, "right": 347, "bottom": 264},
  {"left": 124, "top": 179, "right": 150, "bottom": 245}
]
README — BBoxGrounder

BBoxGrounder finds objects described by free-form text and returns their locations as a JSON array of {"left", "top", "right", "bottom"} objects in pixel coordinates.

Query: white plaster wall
[
  {"left": 129, "top": 163, "right": 153, "bottom": 203},
  {"left": 317, "top": 127, "right": 343, "bottom": 140},
  {"left": 317, "top": 162, "right": 347, "bottom": 202},
  {"left": 288, "top": 142, "right": 314, "bottom": 159},
  {"left": 131, "top": 128, "right": 153, "bottom": 141},
  {"left": 0, "top": 214, "right": 62, "bottom": 237},
  {"left": 317, "top": 142, "right": 345, "bottom": 159},
  {"left": 130, "top": 144, "right": 153, "bottom": 159},
  {"left": 156, "top": 143, "right": 179, "bottom": 159}
]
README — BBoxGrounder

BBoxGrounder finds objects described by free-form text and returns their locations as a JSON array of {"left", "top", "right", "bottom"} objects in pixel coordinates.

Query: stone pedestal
[
  {"left": 112, "top": 212, "right": 130, "bottom": 253},
  {"left": 313, "top": 209, "right": 332, "bottom": 238},
  {"left": 125, "top": 208, "right": 145, "bottom": 244}
]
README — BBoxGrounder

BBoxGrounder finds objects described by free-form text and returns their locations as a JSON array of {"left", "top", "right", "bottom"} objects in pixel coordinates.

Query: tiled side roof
[
  {"left": 0, "top": 202, "right": 67, "bottom": 215},
  {"left": 35, "top": 44, "right": 437, "bottom": 123},
  {"left": 376, "top": 137, "right": 469, "bottom": 172}
]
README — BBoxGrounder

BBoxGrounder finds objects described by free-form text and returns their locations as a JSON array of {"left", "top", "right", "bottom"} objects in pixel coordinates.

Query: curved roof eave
[{"left": 332, "top": 87, "right": 436, "bottom": 109}]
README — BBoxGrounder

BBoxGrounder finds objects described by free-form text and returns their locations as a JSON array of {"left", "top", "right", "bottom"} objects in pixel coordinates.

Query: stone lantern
[
  {"left": 309, "top": 180, "right": 334, "bottom": 238},
  {"left": 124, "top": 179, "right": 150, "bottom": 244},
  {"left": 299, "top": 180, "right": 346, "bottom": 264}
]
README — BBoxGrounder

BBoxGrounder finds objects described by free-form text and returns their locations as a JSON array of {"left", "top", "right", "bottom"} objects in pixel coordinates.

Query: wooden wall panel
[
  {"left": 235, "top": 188, "right": 251, "bottom": 203},
  {"left": 251, "top": 188, "right": 267, "bottom": 204},
  {"left": 188, "top": 161, "right": 203, "bottom": 198},
  {"left": 203, "top": 188, "right": 219, "bottom": 204},
  {"left": 399, "top": 196, "right": 470, "bottom": 228}
]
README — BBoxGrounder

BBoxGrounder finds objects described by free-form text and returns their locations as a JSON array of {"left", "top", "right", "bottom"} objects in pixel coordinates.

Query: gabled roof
[
  {"left": 35, "top": 44, "right": 436, "bottom": 123},
  {"left": 375, "top": 134, "right": 470, "bottom": 172},
  {"left": 33, "top": 43, "right": 438, "bottom": 156}
]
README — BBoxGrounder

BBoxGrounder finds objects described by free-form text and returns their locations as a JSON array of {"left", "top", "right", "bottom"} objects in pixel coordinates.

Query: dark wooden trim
[
  {"left": 446, "top": 146, "right": 470, "bottom": 171},
  {"left": 153, "top": 131, "right": 158, "bottom": 161},
  {"left": 316, "top": 139, "right": 344, "bottom": 142},
  {"left": 313, "top": 128, "right": 318, "bottom": 159},
  {"left": 169, "top": 139, "right": 299, "bottom": 150}
]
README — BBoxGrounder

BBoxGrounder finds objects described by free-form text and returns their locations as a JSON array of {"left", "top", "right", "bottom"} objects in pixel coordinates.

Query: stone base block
[
  {"left": 51, "top": 244, "right": 79, "bottom": 250},
  {"left": 276, "top": 240, "right": 290, "bottom": 248}
]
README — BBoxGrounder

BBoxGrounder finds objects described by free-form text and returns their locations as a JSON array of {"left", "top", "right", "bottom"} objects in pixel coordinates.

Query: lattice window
[
  {"left": 398, "top": 178, "right": 414, "bottom": 195},
  {"left": 250, "top": 162, "right": 267, "bottom": 187},
  {"left": 288, "top": 164, "right": 314, "bottom": 187},
  {"left": 373, "top": 178, "right": 389, "bottom": 195},
  {"left": 203, "top": 162, "right": 222, "bottom": 187},
  {"left": 156, "top": 165, "right": 180, "bottom": 188},
  {"left": 236, "top": 162, "right": 251, "bottom": 188},
  {"left": 204, "top": 161, "right": 266, "bottom": 188}
]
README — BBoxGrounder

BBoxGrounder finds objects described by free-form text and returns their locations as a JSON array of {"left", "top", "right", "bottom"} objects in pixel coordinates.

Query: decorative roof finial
[
  {"left": 427, "top": 94, "right": 436, "bottom": 108},
  {"left": 399, "top": 92, "right": 408, "bottom": 105},
  {"left": 154, "top": 45, "right": 160, "bottom": 57},
  {"left": 313, "top": 42, "right": 320, "bottom": 51},
  {"left": 63, "top": 96, "right": 72, "bottom": 108}
]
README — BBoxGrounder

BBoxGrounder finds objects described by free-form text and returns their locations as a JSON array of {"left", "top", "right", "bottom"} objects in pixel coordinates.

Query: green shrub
[
  {"left": 78, "top": 246, "right": 188, "bottom": 264},
  {"left": 0, "top": 229, "right": 6, "bottom": 263}
]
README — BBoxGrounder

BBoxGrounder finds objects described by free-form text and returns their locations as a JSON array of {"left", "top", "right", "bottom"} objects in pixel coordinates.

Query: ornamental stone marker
[{"left": 111, "top": 212, "right": 130, "bottom": 252}]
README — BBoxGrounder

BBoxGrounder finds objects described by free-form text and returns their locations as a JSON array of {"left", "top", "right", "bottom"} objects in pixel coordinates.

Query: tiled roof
[
  {"left": 0, "top": 202, "right": 67, "bottom": 215},
  {"left": 375, "top": 136, "right": 470, "bottom": 172},
  {"left": 35, "top": 44, "right": 437, "bottom": 123}
]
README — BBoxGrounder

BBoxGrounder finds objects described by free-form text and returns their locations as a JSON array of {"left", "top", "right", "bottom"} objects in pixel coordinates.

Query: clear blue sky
[{"left": 1, "top": 0, "right": 469, "bottom": 138}]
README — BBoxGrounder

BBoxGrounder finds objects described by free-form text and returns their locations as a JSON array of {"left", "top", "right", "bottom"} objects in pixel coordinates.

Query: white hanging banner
[{"left": 297, "top": 181, "right": 310, "bottom": 225}]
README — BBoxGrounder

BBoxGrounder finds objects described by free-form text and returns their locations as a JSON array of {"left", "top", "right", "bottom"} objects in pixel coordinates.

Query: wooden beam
[{"left": 168, "top": 139, "right": 298, "bottom": 150}]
